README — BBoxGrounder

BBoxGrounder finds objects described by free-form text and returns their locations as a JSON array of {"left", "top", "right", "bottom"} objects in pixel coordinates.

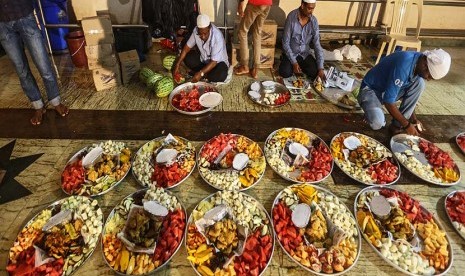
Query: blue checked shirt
[
  {"left": 186, "top": 24, "right": 229, "bottom": 67},
  {"left": 282, "top": 9, "right": 324, "bottom": 69}
]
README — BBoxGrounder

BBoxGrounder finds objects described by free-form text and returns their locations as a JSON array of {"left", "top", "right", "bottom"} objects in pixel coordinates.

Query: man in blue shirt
[
  {"left": 279, "top": 0, "right": 326, "bottom": 82},
  {"left": 173, "top": 15, "right": 229, "bottom": 83},
  {"left": 358, "top": 49, "right": 451, "bottom": 136}
]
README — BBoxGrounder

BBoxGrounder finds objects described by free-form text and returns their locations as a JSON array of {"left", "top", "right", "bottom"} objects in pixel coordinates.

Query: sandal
[
  {"left": 30, "top": 108, "right": 46, "bottom": 126},
  {"left": 55, "top": 104, "right": 69, "bottom": 117},
  {"left": 250, "top": 68, "right": 258, "bottom": 79}
]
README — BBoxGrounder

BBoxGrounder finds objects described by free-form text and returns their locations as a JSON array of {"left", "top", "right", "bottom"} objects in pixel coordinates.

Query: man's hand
[
  {"left": 172, "top": 63, "right": 180, "bottom": 76},
  {"left": 191, "top": 71, "right": 202, "bottom": 83},
  {"left": 405, "top": 123, "right": 420, "bottom": 136},
  {"left": 238, "top": 2, "right": 245, "bottom": 17},
  {"left": 293, "top": 63, "right": 302, "bottom": 74},
  {"left": 317, "top": 69, "right": 326, "bottom": 82}
]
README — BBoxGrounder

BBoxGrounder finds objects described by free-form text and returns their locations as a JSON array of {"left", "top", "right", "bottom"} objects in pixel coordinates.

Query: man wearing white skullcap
[
  {"left": 280, "top": 0, "right": 325, "bottom": 81},
  {"left": 358, "top": 49, "right": 451, "bottom": 136},
  {"left": 234, "top": 0, "right": 272, "bottom": 78},
  {"left": 173, "top": 14, "right": 229, "bottom": 83}
]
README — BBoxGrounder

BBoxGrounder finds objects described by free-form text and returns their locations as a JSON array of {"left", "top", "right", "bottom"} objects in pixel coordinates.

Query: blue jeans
[
  {"left": 358, "top": 77, "right": 425, "bottom": 130},
  {"left": 0, "top": 13, "right": 60, "bottom": 109}
]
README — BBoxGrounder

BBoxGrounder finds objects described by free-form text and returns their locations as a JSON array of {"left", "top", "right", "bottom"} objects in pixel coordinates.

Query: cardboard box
[
  {"left": 231, "top": 44, "right": 275, "bottom": 69},
  {"left": 92, "top": 65, "right": 121, "bottom": 91},
  {"left": 71, "top": 0, "right": 108, "bottom": 21},
  {"left": 88, "top": 54, "right": 118, "bottom": 70},
  {"left": 118, "top": 50, "right": 140, "bottom": 85},
  {"left": 233, "top": 19, "right": 277, "bottom": 46},
  {"left": 82, "top": 16, "right": 114, "bottom": 46},
  {"left": 85, "top": 44, "right": 114, "bottom": 60}
]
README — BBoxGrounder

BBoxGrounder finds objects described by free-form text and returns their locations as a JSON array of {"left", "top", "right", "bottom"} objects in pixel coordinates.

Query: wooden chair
[{"left": 375, "top": 0, "right": 423, "bottom": 64}]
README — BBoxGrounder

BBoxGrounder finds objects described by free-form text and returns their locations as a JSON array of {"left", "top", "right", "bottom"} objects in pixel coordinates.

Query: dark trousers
[
  {"left": 279, "top": 53, "right": 318, "bottom": 80},
  {"left": 184, "top": 51, "right": 228, "bottom": 82}
]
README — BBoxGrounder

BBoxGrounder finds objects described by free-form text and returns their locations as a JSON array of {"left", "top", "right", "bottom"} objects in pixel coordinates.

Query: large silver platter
[
  {"left": 61, "top": 141, "right": 132, "bottom": 197},
  {"left": 391, "top": 134, "right": 461, "bottom": 186},
  {"left": 271, "top": 183, "right": 361, "bottom": 275},
  {"left": 264, "top": 128, "right": 333, "bottom": 183},
  {"left": 455, "top": 132, "right": 465, "bottom": 155},
  {"left": 102, "top": 187, "right": 186, "bottom": 275},
  {"left": 444, "top": 190, "right": 465, "bottom": 241},
  {"left": 354, "top": 186, "right": 453, "bottom": 276},
  {"left": 131, "top": 135, "right": 196, "bottom": 189},
  {"left": 197, "top": 133, "right": 266, "bottom": 191},
  {"left": 185, "top": 190, "right": 275, "bottom": 276},
  {"left": 331, "top": 132, "right": 400, "bottom": 186},
  {"left": 7, "top": 196, "right": 104, "bottom": 276},
  {"left": 311, "top": 80, "right": 361, "bottom": 110},
  {"left": 247, "top": 81, "right": 291, "bottom": 108},
  {"left": 169, "top": 82, "right": 220, "bottom": 115}
]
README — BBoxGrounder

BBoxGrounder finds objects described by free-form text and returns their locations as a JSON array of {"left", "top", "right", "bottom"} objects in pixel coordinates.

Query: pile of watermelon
[{"left": 139, "top": 67, "right": 174, "bottom": 97}]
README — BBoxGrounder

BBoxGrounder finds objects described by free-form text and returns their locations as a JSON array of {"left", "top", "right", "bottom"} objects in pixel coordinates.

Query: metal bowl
[
  {"left": 331, "top": 132, "right": 401, "bottom": 186},
  {"left": 354, "top": 186, "right": 454, "bottom": 276},
  {"left": 131, "top": 135, "right": 196, "bottom": 189},
  {"left": 391, "top": 134, "right": 461, "bottom": 186},
  {"left": 264, "top": 127, "right": 334, "bottom": 183},
  {"left": 101, "top": 188, "right": 187, "bottom": 275},
  {"left": 271, "top": 183, "right": 361, "bottom": 275},
  {"left": 455, "top": 132, "right": 465, "bottom": 155},
  {"left": 169, "top": 82, "right": 220, "bottom": 115},
  {"left": 185, "top": 191, "right": 275, "bottom": 275},
  {"left": 247, "top": 81, "right": 291, "bottom": 108},
  {"left": 7, "top": 196, "right": 104, "bottom": 276},
  {"left": 444, "top": 190, "right": 465, "bottom": 240},
  {"left": 61, "top": 141, "right": 132, "bottom": 197},
  {"left": 197, "top": 134, "right": 266, "bottom": 191}
]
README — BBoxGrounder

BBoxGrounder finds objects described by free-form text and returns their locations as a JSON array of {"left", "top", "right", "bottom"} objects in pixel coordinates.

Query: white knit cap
[
  {"left": 303, "top": 0, "right": 317, "bottom": 3},
  {"left": 423, "top": 48, "right": 451, "bottom": 80},
  {"left": 197, "top": 14, "right": 210, "bottom": 28}
]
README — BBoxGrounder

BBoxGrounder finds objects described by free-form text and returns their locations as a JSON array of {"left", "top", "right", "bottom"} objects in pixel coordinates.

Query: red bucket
[{"left": 66, "top": 30, "right": 87, "bottom": 68}]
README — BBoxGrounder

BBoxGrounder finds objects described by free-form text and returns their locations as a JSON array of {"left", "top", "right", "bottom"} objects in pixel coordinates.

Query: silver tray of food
[
  {"left": 272, "top": 183, "right": 361, "bottom": 275},
  {"left": 185, "top": 190, "right": 274, "bottom": 275},
  {"left": 355, "top": 186, "right": 453, "bottom": 276},
  {"left": 445, "top": 190, "right": 465, "bottom": 240},
  {"left": 7, "top": 196, "right": 104, "bottom": 276},
  {"left": 247, "top": 81, "right": 291, "bottom": 107},
  {"left": 170, "top": 82, "right": 222, "bottom": 115},
  {"left": 455, "top": 132, "right": 465, "bottom": 155},
  {"left": 331, "top": 132, "right": 400, "bottom": 185},
  {"left": 197, "top": 133, "right": 266, "bottom": 191},
  {"left": 102, "top": 187, "right": 186, "bottom": 275},
  {"left": 391, "top": 134, "right": 460, "bottom": 186},
  {"left": 131, "top": 134, "right": 196, "bottom": 189},
  {"left": 61, "top": 140, "right": 132, "bottom": 197},
  {"left": 264, "top": 127, "right": 333, "bottom": 183}
]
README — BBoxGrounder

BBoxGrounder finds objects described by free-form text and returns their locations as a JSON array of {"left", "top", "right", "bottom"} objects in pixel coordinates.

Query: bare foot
[
  {"left": 234, "top": 65, "right": 250, "bottom": 76},
  {"left": 250, "top": 68, "right": 258, "bottom": 79},
  {"left": 30, "top": 108, "right": 46, "bottom": 126},
  {"left": 55, "top": 104, "right": 69, "bottom": 117}
]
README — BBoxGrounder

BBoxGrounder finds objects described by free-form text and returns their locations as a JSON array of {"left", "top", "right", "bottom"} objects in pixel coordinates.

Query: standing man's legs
[
  {"left": 236, "top": 4, "right": 259, "bottom": 75},
  {"left": 249, "top": 5, "right": 270, "bottom": 78}
]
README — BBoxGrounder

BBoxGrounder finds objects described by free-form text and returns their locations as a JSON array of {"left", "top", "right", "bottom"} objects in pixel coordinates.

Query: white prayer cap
[
  {"left": 302, "top": 0, "right": 317, "bottom": 3},
  {"left": 423, "top": 48, "right": 451, "bottom": 80},
  {"left": 197, "top": 14, "right": 210, "bottom": 28}
]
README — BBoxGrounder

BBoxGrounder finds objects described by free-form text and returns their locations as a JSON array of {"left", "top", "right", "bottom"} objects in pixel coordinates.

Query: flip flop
[
  {"left": 55, "top": 104, "right": 69, "bottom": 117},
  {"left": 250, "top": 68, "right": 258, "bottom": 79},
  {"left": 30, "top": 108, "right": 46, "bottom": 126},
  {"left": 234, "top": 66, "right": 250, "bottom": 76}
]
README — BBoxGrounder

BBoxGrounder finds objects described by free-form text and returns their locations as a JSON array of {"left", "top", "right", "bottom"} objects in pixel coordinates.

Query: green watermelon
[
  {"left": 156, "top": 77, "right": 174, "bottom": 97},
  {"left": 147, "top": 73, "right": 164, "bottom": 90},
  {"left": 139, "top": 67, "right": 155, "bottom": 84},
  {"left": 163, "top": 55, "right": 176, "bottom": 71}
]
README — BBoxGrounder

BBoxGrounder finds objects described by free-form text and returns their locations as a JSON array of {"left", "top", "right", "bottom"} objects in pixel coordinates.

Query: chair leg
[
  {"left": 375, "top": 41, "right": 387, "bottom": 64},
  {"left": 386, "top": 39, "right": 395, "bottom": 56}
]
